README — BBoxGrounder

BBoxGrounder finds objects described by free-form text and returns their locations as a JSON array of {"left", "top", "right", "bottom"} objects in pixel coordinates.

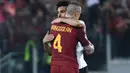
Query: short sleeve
[{"left": 76, "top": 28, "right": 89, "bottom": 46}]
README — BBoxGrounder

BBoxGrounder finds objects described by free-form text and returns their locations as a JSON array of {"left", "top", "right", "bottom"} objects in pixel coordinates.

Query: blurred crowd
[{"left": 0, "top": 0, "right": 130, "bottom": 73}]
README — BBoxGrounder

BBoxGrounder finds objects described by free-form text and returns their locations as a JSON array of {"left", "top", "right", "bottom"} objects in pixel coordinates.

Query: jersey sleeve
[
  {"left": 79, "top": 20, "right": 86, "bottom": 33},
  {"left": 76, "top": 28, "right": 89, "bottom": 46}
]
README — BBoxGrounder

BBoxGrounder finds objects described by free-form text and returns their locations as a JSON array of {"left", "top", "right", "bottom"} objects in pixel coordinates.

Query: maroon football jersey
[{"left": 50, "top": 23, "right": 89, "bottom": 68}]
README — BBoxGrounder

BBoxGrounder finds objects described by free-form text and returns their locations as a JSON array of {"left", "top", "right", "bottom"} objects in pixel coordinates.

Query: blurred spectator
[
  {"left": 0, "top": 4, "right": 6, "bottom": 55},
  {"left": 23, "top": 1, "right": 49, "bottom": 73},
  {"left": 0, "top": 5, "right": 5, "bottom": 23},
  {"left": 0, "top": 2, "right": 15, "bottom": 56},
  {"left": 108, "top": 0, "right": 130, "bottom": 58},
  {"left": 87, "top": 0, "right": 100, "bottom": 30},
  {"left": 16, "top": 0, "right": 29, "bottom": 9},
  {"left": 42, "top": 0, "right": 57, "bottom": 14},
  {"left": 4, "top": 0, "right": 16, "bottom": 17}
]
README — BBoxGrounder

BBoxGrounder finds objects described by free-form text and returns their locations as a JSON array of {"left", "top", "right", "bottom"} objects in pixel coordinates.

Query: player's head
[
  {"left": 66, "top": 2, "right": 82, "bottom": 20},
  {"left": 56, "top": 1, "right": 70, "bottom": 18}
]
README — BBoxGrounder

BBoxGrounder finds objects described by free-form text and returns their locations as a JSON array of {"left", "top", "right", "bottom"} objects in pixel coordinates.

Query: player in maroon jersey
[
  {"left": 50, "top": 23, "right": 89, "bottom": 73},
  {"left": 43, "top": 3, "right": 94, "bottom": 73}
]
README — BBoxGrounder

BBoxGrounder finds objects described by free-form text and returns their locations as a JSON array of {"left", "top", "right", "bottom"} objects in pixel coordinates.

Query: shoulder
[
  {"left": 79, "top": 20, "right": 85, "bottom": 26},
  {"left": 79, "top": 20, "right": 86, "bottom": 32},
  {"left": 79, "top": 20, "right": 86, "bottom": 28}
]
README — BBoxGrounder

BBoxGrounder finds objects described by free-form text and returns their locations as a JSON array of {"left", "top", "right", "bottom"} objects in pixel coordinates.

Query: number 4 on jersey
[{"left": 53, "top": 34, "right": 62, "bottom": 53}]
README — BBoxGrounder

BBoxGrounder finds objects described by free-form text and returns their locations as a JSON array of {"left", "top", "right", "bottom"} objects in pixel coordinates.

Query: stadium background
[{"left": 0, "top": 0, "right": 130, "bottom": 73}]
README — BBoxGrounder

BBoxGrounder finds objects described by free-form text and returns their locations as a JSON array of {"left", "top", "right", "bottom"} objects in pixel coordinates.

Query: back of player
[{"left": 50, "top": 22, "right": 80, "bottom": 73}]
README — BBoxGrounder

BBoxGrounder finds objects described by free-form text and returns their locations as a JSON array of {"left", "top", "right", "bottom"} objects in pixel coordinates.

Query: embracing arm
[
  {"left": 43, "top": 43, "right": 52, "bottom": 56},
  {"left": 60, "top": 18, "right": 84, "bottom": 27},
  {"left": 51, "top": 18, "right": 84, "bottom": 27},
  {"left": 83, "top": 42, "right": 94, "bottom": 54},
  {"left": 43, "top": 31, "right": 54, "bottom": 56}
]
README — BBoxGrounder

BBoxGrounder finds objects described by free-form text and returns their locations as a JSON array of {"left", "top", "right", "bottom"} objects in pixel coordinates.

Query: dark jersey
[{"left": 50, "top": 23, "right": 89, "bottom": 68}]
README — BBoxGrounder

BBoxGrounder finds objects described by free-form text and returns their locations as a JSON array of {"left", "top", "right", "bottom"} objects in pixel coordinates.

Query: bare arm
[
  {"left": 51, "top": 18, "right": 84, "bottom": 27},
  {"left": 60, "top": 18, "right": 84, "bottom": 27},
  {"left": 43, "top": 43, "right": 52, "bottom": 56},
  {"left": 83, "top": 41, "right": 94, "bottom": 54},
  {"left": 43, "top": 31, "right": 54, "bottom": 55}
]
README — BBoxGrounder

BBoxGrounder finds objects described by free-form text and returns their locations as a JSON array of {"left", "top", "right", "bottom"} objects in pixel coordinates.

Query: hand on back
[{"left": 43, "top": 31, "right": 54, "bottom": 44}]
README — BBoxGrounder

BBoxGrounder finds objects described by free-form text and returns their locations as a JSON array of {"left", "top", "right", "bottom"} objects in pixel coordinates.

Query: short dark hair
[{"left": 56, "top": 1, "right": 70, "bottom": 10}]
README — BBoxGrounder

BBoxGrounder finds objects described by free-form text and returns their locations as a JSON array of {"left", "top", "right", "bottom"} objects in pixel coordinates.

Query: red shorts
[{"left": 51, "top": 60, "right": 79, "bottom": 73}]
